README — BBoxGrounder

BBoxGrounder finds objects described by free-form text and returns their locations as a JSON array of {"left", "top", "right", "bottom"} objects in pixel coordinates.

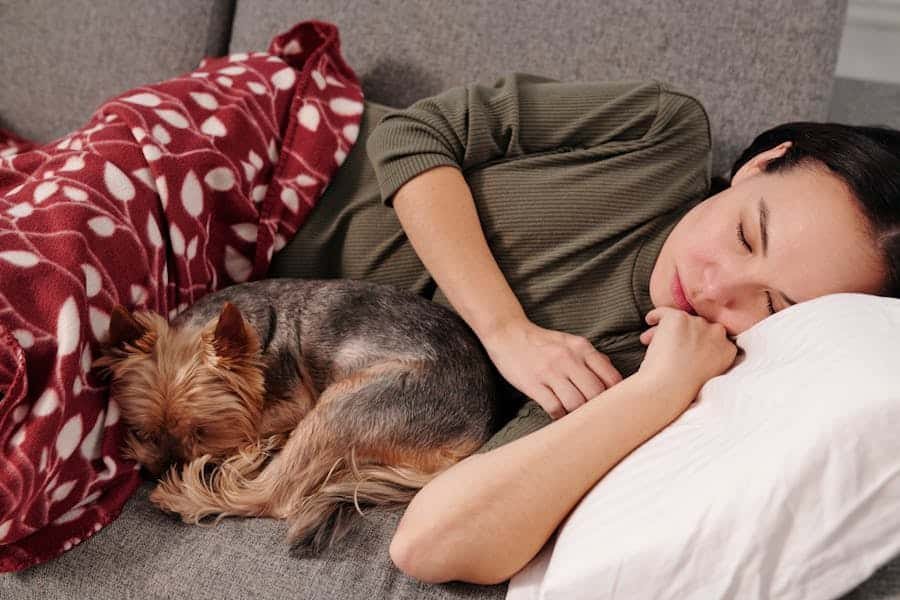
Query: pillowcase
[{"left": 506, "top": 292, "right": 900, "bottom": 599}]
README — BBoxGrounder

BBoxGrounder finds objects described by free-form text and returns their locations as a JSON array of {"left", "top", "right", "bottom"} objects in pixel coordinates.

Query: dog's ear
[
  {"left": 108, "top": 305, "right": 148, "bottom": 348},
  {"left": 213, "top": 302, "right": 253, "bottom": 358}
]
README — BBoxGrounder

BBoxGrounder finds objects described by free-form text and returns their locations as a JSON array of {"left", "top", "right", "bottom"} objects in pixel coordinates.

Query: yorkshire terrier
[{"left": 94, "top": 278, "right": 505, "bottom": 551}]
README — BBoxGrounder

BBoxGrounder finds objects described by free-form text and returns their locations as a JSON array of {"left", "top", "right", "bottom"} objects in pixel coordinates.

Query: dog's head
[{"left": 94, "top": 302, "right": 266, "bottom": 476}]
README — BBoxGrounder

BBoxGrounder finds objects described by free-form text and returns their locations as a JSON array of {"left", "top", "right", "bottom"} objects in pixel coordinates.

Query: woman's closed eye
[
  {"left": 737, "top": 221, "right": 777, "bottom": 315},
  {"left": 764, "top": 292, "right": 776, "bottom": 315},
  {"left": 737, "top": 222, "right": 752, "bottom": 253}
]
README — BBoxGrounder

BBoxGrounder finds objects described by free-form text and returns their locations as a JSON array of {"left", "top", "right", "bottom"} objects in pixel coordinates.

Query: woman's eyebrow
[
  {"left": 759, "top": 197, "right": 769, "bottom": 257},
  {"left": 760, "top": 197, "right": 798, "bottom": 307}
]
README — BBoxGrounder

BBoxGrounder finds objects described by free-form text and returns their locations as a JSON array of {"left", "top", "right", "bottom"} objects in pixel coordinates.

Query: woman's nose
[{"left": 696, "top": 262, "right": 745, "bottom": 312}]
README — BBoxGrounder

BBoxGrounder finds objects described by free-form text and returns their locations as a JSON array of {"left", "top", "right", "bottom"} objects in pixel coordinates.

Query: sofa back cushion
[
  {"left": 0, "top": 0, "right": 234, "bottom": 143},
  {"left": 229, "top": 0, "right": 847, "bottom": 176}
]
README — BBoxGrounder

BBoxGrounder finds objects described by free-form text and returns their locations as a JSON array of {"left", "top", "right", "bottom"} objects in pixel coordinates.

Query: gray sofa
[{"left": 1, "top": 1, "right": 898, "bottom": 598}]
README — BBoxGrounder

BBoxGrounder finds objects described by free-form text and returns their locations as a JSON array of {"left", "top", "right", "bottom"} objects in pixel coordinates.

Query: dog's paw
[{"left": 149, "top": 459, "right": 221, "bottom": 525}]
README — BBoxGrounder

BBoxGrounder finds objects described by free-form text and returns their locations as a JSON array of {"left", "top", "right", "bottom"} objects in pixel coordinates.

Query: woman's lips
[{"left": 672, "top": 270, "right": 696, "bottom": 314}]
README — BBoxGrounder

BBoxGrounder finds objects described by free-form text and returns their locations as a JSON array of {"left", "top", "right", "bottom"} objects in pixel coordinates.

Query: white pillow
[{"left": 506, "top": 293, "right": 900, "bottom": 600}]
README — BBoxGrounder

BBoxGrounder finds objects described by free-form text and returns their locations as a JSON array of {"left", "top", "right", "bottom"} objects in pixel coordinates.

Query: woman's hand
[
  {"left": 638, "top": 306, "right": 738, "bottom": 420},
  {"left": 479, "top": 317, "right": 623, "bottom": 419}
]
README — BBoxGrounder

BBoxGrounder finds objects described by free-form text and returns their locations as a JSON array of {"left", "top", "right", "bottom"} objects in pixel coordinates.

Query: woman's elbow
[
  {"left": 390, "top": 531, "right": 453, "bottom": 584},
  {"left": 389, "top": 531, "right": 512, "bottom": 585}
]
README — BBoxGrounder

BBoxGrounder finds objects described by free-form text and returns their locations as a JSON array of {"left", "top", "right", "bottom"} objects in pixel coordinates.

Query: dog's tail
[
  {"left": 281, "top": 445, "right": 439, "bottom": 552},
  {"left": 149, "top": 429, "right": 472, "bottom": 553}
]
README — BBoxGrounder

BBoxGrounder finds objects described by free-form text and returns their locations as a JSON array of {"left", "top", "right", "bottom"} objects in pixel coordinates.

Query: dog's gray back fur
[{"left": 172, "top": 278, "right": 504, "bottom": 447}]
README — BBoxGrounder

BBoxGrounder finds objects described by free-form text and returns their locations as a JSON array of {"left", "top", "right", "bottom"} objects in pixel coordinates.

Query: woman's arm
[
  {"left": 392, "top": 162, "right": 624, "bottom": 417},
  {"left": 391, "top": 165, "right": 626, "bottom": 418},
  {"left": 389, "top": 370, "right": 693, "bottom": 585},
  {"left": 391, "top": 306, "right": 740, "bottom": 586},
  {"left": 391, "top": 165, "right": 525, "bottom": 339}
]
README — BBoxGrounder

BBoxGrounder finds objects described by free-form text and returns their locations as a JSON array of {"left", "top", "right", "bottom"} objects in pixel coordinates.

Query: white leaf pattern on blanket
[{"left": 0, "top": 20, "right": 363, "bottom": 573}]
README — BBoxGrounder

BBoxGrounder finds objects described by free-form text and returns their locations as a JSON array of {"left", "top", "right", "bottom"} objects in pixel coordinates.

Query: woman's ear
[{"left": 731, "top": 141, "right": 793, "bottom": 185}]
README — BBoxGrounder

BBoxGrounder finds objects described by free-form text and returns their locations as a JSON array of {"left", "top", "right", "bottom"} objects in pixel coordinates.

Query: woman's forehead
[
  {"left": 754, "top": 171, "right": 885, "bottom": 295},
  {"left": 711, "top": 168, "right": 882, "bottom": 298}
]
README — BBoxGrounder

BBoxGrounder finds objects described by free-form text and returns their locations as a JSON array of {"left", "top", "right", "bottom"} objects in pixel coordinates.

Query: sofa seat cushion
[{"left": 1, "top": 481, "right": 509, "bottom": 600}]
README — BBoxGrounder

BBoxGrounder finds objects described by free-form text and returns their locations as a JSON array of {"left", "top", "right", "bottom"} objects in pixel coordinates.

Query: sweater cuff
[
  {"left": 374, "top": 153, "right": 461, "bottom": 207},
  {"left": 475, "top": 400, "right": 552, "bottom": 454}
]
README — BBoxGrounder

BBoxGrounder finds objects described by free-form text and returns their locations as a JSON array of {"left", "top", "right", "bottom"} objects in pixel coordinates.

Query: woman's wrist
[
  {"left": 471, "top": 309, "right": 529, "bottom": 345},
  {"left": 631, "top": 369, "right": 699, "bottom": 424}
]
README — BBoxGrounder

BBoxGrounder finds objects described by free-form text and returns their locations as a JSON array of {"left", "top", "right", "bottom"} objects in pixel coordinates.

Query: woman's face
[{"left": 650, "top": 142, "right": 886, "bottom": 337}]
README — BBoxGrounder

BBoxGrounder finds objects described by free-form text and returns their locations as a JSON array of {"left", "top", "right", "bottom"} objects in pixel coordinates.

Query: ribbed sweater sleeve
[{"left": 364, "top": 72, "right": 710, "bottom": 207}]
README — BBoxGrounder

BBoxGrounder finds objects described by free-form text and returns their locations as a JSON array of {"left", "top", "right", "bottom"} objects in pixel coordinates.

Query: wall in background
[
  {"left": 835, "top": 0, "right": 900, "bottom": 84},
  {"left": 829, "top": 0, "right": 900, "bottom": 127}
]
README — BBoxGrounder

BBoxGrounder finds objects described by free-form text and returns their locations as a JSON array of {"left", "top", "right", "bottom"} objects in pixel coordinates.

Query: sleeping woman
[{"left": 268, "top": 73, "right": 900, "bottom": 584}]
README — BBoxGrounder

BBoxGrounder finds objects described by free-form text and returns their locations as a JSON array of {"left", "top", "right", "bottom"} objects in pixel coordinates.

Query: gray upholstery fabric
[
  {"left": 829, "top": 76, "right": 900, "bottom": 129},
  {"left": 0, "top": 0, "right": 235, "bottom": 143},
  {"left": 0, "top": 481, "right": 507, "bottom": 600},
  {"left": 229, "top": 0, "right": 847, "bottom": 177},
  {"left": 842, "top": 558, "right": 900, "bottom": 600}
]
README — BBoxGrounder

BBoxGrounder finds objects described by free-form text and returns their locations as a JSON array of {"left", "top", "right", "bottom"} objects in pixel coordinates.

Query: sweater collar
[{"left": 632, "top": 203, "right": 697, "bottom": 319}]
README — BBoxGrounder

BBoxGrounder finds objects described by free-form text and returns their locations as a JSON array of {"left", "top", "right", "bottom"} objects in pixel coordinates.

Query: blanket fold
[{"left": 0, "top": 20, "right": 363, "bottom": 572}]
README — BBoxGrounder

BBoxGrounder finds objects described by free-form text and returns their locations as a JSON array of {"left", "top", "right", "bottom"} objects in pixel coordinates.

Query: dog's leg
[{"left": 148, "top": 433, "right": 286, "bottom": 523}]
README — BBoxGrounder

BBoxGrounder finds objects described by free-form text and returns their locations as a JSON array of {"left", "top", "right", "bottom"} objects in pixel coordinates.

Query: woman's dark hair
[{"left": 725, "top": 122, "right": 900, "bottom": 298}]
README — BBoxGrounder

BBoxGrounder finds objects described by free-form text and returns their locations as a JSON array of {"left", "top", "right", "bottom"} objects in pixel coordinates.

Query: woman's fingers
[
  {"left": 645, "top": 306, "right": 685, "bottom": 324},
  {"left": 554, "top": 350, "right": 625, "bottom": 414},
  {"left": 566, "top": 360, "right": 607, "bottom": 403},
  {"left": 550, "top": 341, "right": 625, "bottom": 408},
  {"left": 548, "top": 376, "right": 587, "bottom": 415},
  {"left": 640, "top": 326, "right": 656, "bottom": 346},
  {"left": 567, "top": 371, "right": 606, "bottom": 404},
  {"left": 588, "top": 350, "right": 623, "bottom": 385},
  {"left": 533, "top": 384, "right": 566, "bottom": 420}
]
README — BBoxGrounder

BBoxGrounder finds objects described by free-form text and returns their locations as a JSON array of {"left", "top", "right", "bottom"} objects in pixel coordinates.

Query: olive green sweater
[{"left": 270, "top": 73, "right": 712, "bottom": 449}]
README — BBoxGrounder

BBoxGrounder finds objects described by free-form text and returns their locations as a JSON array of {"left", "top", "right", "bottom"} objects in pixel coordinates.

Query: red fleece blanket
[{"left": 0, "top": 20, "right": 363, "bottom": 572}]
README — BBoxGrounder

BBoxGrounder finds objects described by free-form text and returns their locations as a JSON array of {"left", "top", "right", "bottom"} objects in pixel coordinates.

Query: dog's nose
[{"left": 160, "top": 432, "right": 187, "bottom": 463}]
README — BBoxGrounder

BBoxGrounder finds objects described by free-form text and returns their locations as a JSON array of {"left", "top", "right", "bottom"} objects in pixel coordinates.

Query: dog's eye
[{"left": 134, "top": 430, "right": 156, "bottom": 443}]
